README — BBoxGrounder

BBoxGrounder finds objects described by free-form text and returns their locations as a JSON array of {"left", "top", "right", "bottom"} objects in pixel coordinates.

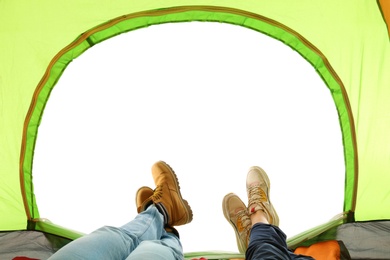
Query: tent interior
[
  {"left": 32, "top": 20, "right": 347, "bottom": 254},
  {"left": 1, "top": 1, "right": 390, "bottom": 260}
]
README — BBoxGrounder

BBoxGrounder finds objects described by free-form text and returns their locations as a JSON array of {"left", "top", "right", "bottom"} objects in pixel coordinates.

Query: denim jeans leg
[
  {"left": 48, "top": 205, "right": 165, "bottom": 260},
  {"left": 125, "top": 233, "right": 182, "bottom": 260}
]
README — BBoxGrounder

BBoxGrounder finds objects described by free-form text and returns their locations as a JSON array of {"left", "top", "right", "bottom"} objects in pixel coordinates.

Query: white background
[{"left": 33, "top": 22, "right": 345, "bottom": 253}]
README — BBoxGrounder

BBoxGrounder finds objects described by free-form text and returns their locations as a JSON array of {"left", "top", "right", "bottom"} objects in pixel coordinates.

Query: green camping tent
[{"left": 1, "top": 1, "right": 389, "bottom": 259}]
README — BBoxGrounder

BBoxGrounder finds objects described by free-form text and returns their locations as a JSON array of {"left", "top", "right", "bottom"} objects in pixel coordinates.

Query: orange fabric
[
  {"left": 12, "top": 257, "right": 40, "bottom": 260},
  {"left": 294, "top": 240, "right": 341, "bottom": 260},
  {"left": 379, "top": 0, "right": 390, "bottom": 37}
]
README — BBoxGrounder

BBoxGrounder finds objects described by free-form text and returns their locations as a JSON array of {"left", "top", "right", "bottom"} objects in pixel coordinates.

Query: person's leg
[
  {"left": 247, "top": 223, "right": 313, "bottom": 260},
  {"left": 137, "top": 161, "right": 193, "bottom": 227},
  {"left": 126, "top": 231, "right": 183, "bottom": 260},
  {"left": 128, "top": 160, "right": 192, "bottom": 260},
  {"left": 245, "top": 166, "right": 313, "bottom": 260},
  {"left": 48, "top": 205, "right": 164, "bottom": 260},
  {"left": 50, "top": 161, "right": 192, "bottom": 260}
]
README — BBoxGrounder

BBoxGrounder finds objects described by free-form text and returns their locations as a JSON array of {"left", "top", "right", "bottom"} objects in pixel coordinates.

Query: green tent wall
[{"left": 1, "top": 0, "right": 389, "bottom": 257}]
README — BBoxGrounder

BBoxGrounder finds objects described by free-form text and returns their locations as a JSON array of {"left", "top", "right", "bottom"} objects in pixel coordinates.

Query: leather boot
[
  {"left": 150, "top": 161, "right": 193, "bottom": 226},
  {"left": 135, "top": 186, "right": 153, "bottom": 213}
]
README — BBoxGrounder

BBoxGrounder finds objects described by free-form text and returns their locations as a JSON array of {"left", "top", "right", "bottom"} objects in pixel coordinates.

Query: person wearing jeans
[{"left": 49, "top": 161, "right": 192, "bottom": 260}]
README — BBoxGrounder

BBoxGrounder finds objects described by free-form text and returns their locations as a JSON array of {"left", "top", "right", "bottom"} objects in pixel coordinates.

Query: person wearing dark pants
[{"left": 223, "top": 166, "right": 313, "bottom": 260}]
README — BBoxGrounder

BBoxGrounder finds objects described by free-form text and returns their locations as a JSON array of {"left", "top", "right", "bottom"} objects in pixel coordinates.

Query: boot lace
[
  {"left": 151, "top": 185, "right": 163, "bottom": 200},
  {"left": 236, "top": 209, "right": 251, "bottom": 231},
  {"left": 247, "top": 184, "right": 268, "bottom": 214},
  {"left": 235, "top": 209, "right": 251, "bottom": 248}
]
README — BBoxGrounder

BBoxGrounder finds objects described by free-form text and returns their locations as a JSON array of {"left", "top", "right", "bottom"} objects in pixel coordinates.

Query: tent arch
[{"left": 21, "top": 5, "right": 357, "bottom": 224}]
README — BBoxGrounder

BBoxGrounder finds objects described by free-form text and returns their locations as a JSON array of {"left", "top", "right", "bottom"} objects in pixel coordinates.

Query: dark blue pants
[{"left": 246, "top": 223, "right": 314, "bottom": 260}]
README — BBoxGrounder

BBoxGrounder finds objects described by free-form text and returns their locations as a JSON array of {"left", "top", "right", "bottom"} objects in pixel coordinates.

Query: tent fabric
[
  {"left": 0, "top": 231, "right": 71, "bottom": 260},
  {"left": 0, "top": 0, "right": 389, "bottom": 257},
  {"left": 336, "top": 221, "right": 390, "bottom": 259}
]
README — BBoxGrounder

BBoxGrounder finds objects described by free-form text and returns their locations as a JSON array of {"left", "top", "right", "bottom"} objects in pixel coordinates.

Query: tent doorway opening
[{"left": 32, "top": 21, "right": 345, "bottom": 252}]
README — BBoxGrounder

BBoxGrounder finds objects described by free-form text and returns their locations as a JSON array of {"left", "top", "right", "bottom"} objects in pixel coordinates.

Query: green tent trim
[
  {"left": 21, "top": 6, "right": 358, "bottom": 226},
  {"left": 0, "top": 1, "right": 388, "bottom": 258}
]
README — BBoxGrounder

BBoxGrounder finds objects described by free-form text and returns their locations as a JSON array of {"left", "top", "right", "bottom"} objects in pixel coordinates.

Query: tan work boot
[
  {"left": 135, "top": 186, "right": 154, "bottom": 213},
  {"left": 150, "top": 161, "right": 193, "bottom": 226},
  {"left": 246, "top": 166, "right": 279, "bottom": 226},
  {"left": 223, "top": 193, "right": 251, "bottom": 253},
  {"left": 136, "top": 185, "right": 181, "bottom": 237}
]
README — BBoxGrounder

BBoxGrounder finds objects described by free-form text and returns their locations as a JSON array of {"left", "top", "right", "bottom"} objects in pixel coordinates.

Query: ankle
[
  {"left": 154, "top": 202, "right": 169, "bottom": 225},
  {"left": 250, "top": 209, "right": 269, "bottom": 226}
]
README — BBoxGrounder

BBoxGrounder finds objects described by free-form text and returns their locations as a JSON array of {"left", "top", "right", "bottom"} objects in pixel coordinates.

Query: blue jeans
[
  {"left": 48, "top": 205, "right": 183, "bottom": 260},
  {"left": 246, "top": 223, "right": 314, "bottom": 260}
]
